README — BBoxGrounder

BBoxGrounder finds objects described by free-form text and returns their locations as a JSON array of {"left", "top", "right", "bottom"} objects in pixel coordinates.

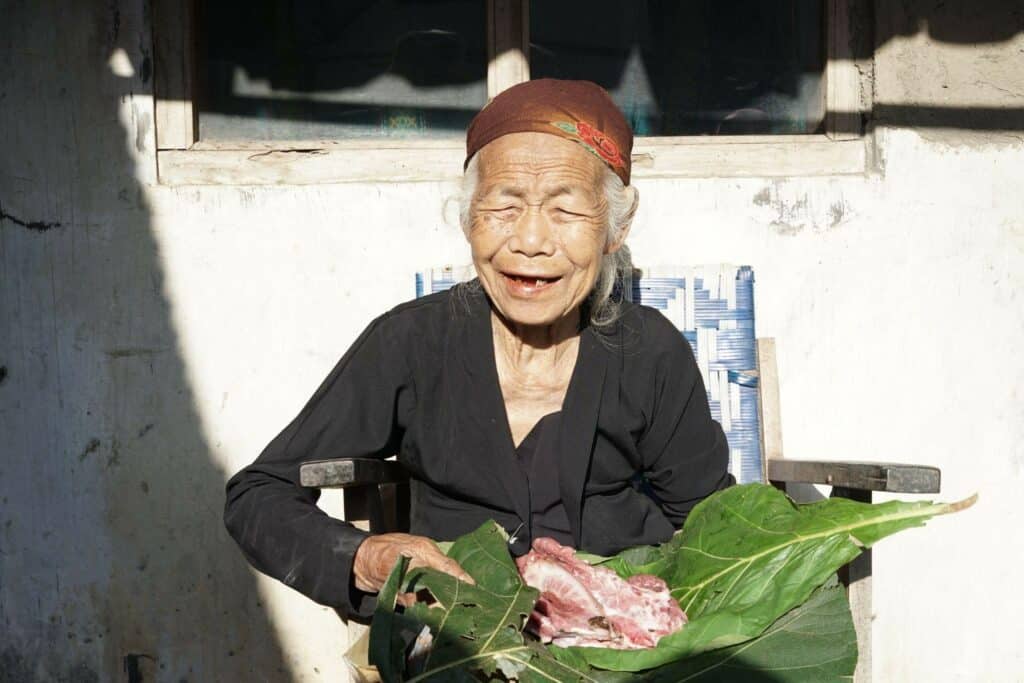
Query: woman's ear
[{"left": 605, "top": 184, "right": 639, "bottom": 254}]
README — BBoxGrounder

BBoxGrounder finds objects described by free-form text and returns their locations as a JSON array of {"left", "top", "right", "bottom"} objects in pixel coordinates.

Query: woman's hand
[{"left": 352, "top": 533, "right": 475, "bottom": 594}]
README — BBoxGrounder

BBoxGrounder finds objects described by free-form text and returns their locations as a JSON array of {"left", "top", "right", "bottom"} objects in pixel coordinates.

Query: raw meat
[{"left": 515, "top": 537, "right": 687, "bottom": 649}]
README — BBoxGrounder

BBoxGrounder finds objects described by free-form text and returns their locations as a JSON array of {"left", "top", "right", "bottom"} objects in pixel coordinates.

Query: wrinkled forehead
[{"left": 475, "top": 132, "right": 605, "bottom": 198}]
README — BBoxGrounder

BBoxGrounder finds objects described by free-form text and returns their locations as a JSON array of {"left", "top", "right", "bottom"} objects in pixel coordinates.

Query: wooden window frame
[{"left": 153, "top": 0, "right": 869, "bottom": 185}]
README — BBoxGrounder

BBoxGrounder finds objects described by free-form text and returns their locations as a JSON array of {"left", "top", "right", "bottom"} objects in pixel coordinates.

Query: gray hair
[{"left": 459, "top": 155, "right": 638, "bottom": 330}]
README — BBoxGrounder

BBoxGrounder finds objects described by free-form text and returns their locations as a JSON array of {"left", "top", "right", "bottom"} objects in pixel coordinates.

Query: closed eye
[
  {"left": 551, "top": 207, "right": 591, "bottom": 221},
  {"left": 493, "top": 207, "right": 521, "bottom": 217}
]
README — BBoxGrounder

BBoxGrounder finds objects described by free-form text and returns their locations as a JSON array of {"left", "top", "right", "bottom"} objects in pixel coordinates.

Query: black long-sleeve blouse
[{"left": 224, "top": 282, "right": 732, "bottom": 619}]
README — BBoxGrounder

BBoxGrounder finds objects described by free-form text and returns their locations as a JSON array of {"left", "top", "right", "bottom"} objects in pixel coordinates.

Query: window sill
[{"left": 156, "top": 135, "right": 867, "bottom": 186}]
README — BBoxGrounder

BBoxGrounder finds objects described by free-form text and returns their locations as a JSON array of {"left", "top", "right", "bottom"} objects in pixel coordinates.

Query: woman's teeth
[{"left": 510, "top": 275, "right": 556, "bottom": 286}]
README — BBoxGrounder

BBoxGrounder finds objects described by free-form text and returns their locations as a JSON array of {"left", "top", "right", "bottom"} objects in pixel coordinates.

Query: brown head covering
[{"left": 464, "top": 79, "right": 634, "bottom": 185}]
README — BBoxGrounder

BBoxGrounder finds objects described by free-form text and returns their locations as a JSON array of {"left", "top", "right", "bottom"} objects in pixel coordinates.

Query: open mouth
[{"left": 501, "top": 272, "right": 562, "bottom": 294}]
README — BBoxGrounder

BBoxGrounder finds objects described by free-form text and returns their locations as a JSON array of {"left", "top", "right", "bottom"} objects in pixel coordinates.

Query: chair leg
[
  {"left": 393, "top": 480, "right": 411, "bottom": 533},
  {"left": 378, "top": 483, "right": 411, "bottom": 533},
  {"left": 833, "top": 486, "right": 872, "bottom": 683},
  {"left": 343, "top": 484, "right": 387, "bottom": 534}
]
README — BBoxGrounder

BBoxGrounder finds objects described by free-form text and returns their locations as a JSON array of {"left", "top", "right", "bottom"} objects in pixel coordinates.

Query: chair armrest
[
  {"left": 299, "top": 458, "right": 409, "bottom": 488},
  {"left": 766, "top": 459, "right": 940, "bottom": 494}
]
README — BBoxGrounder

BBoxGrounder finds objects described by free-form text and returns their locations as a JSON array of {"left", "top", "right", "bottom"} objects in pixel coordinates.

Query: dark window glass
[
  {"left": 199, "top": 1, "right": 487, "bottom": 141},
  {"left": 529, "top": 1, "right": 824, "bottom": 136}
]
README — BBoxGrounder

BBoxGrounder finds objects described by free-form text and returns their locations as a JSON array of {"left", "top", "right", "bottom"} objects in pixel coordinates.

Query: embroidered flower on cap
[{"left": 552, "top": 120, "right": 626, "bottom": 169}]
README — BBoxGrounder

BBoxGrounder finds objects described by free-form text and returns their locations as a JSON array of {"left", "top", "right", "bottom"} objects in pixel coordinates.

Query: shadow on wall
[
  {"left": 872, "top": 0, "right": 1023, "bottom": 48},
  {"left": 834, "top": 0, "right": 1024, "bottom": 133},
  {"left": 0, "top": 2, "right": 291, "bottom": 681}
]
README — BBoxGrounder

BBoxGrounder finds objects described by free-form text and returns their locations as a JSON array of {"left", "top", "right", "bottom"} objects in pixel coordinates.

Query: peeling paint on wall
[
  {"left": 78, "top": 438, "right": 102, "bottom": 462},
  {"left": 123, "top": 653, "right": 155, "bottom": 683},
  {"left": 828, "top": 201, "right": 847, "bottom": 228},
  {"left": 0, "top": 202, "right": 62, "bottom": 232},
  {"left": 750, "top": 181, "right": 852, "bottom": 235}
]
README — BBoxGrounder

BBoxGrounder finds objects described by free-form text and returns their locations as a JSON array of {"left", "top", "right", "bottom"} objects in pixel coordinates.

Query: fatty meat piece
[{"left": 515, "top": 537, "right": 687, "bottom": 649}]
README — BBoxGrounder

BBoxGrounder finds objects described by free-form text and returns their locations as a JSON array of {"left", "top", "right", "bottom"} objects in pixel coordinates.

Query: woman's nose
[{"left": 508, "top": 206, "right": 556, "bottom": 256}]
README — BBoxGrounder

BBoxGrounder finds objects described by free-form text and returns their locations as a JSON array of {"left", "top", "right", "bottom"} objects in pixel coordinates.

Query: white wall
[{"left": 2, "top": 1, "right": 1022, "bottom": 681}]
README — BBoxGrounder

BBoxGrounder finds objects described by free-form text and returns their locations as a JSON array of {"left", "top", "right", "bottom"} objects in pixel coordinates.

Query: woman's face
[{"left": 468, "top": 132, "right": 622, "bottom": 329}]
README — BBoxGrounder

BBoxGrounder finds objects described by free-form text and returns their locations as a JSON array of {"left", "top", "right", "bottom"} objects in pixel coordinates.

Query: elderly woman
[{"left": 225, "top": 79, "right": 732, "bottom": 620}]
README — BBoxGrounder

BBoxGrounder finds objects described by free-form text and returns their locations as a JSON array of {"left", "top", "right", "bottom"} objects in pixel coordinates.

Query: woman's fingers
[
  {"left": 353, "top": 533, "right": 475, "bottom": 594},
  {"left": 439, "top": 556, "right": 476, "bottom": 585},
  {"left": 408, "top": 552, "right": 476, "bottom": 586}
]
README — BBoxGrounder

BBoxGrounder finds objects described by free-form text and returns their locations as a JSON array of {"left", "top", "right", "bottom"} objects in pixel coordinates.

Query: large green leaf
[
  {"left": 570, "top": 484, "right": 975, "bottom": 671},
  {"left": 369, "top": 524, "right": 625, "bottom": 682},
  {"left": 544, "top": 577, "right": 856, "bottom": 683},
  {"left": 369, "top": 554, "right": 417, "bottom": 682},
  {"left": 369, "top": 485, "right": 972, "bottom": 679},
  {"left": 368, "top": 527, "right": 856, "bottom": 683},
  {"left": 369, "top": 522, "right": 541, "bottom": 682},
  {"left": 636, "top": 577, "right": 857, "bottom": 682}
]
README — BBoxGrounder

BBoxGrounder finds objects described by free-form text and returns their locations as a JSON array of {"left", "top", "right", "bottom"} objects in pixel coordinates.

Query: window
[
  {"left": 153, "top": 0, "right": 868, "bottom": 184},
  {"left": 530, "top": 1, "right": 825, "bottom": 136},
  {"left": 198, "top": 1, "right": 488, "bottom": 141}
]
